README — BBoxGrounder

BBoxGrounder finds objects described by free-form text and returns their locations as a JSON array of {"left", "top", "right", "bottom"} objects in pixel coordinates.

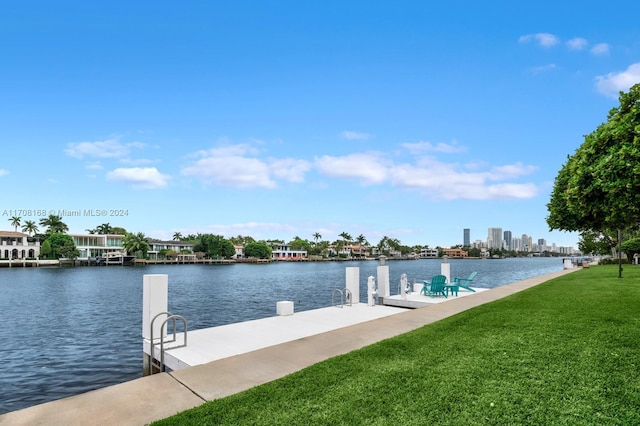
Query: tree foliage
[
  {"left": 244, "top": 241, "right": 272, "bottom": 259},
  {"left": 44, "top": 233, "right": 76, "bottom": 259},
  {"left": 123, "top": 232, "right": 150, "bottom": 258},
  {"left": 39, "top": 215, "right": 69, "bottom": 234},
  {"left": 40, "top": 239, "right": 52, "bottom": 259},
  {"left": 547, "top": 83, "right": 640, "bottom": 233},
  {"left": 193, "top": 234, "right": 235, "bottom": 259},
  {"left": 621, "top": 238, "right": 640, "bottom": 263}
]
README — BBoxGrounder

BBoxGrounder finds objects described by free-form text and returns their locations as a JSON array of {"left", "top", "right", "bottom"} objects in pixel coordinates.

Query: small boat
[{"left": 96, "top": 252, "right": 136, "bottom": 265}]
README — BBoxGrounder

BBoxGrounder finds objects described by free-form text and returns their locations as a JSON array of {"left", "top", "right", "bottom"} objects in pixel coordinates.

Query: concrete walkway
[{"left": 0, "top": 268, "right": 577, "bottom": 426}]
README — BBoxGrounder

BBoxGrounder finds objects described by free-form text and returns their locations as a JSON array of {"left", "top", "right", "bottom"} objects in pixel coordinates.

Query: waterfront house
[
  {"left": 442, "top": 248, "right": 468, "bottom": 258},
  {"left": 271, "top": 243, "right": 307, "bottom": 260},
  {"left": 233, "top": 245, "right": 244, "bottom": 259},
  {"left": 70, "top": 233, "right": 125, "bottom": 259},
  {"left": 0, "top": 230, "right": 40, "bottom": 259},
  {"left": 419, "top": 248, "right": 438, "bottom": 258},
  {"left": 148, "top": 239, "right": 193, "bottom": 260}
]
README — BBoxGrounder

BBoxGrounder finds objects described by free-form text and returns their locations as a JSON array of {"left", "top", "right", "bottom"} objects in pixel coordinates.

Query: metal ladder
[
  {"left": 148, "top": 311, "right": 188, "bottom": 375},
  {"left": 332, "top": 288, "right": 353, "bottom": 308}
]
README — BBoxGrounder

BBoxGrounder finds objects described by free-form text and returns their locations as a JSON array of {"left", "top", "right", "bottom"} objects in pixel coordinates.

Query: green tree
[
  {"left": 313, "top": 232, "right": 322, "bottom": 243},
  {"left": 9, "top": 216, "right": 21, "bottom": 232},
  {"left": 289, "top": 236, "right": 311, "bottom": 252},
  {"left": 621, "top": 238, "right": 640, "bottom": 263},
  {"left": 21, "top": 220, "right": 39, "bottom": 236},
  {"left": 578, "top": 230, "right": 617, "bottom": 256},
  {"left": 95, "top": 223, "right": 113, "bottom": 234},
  {"left": 44, "top": 233, "right": 76, "bottom": 259},
  {"left": 57, "top": 240, "right": 80, "bottom": 259},
  {"left": 172, "top": 232, "right": 183, "bottom": 241},
  {"left": 40, "top": 239, "right": 52, "bottom": 259},
  {"left": 111, "top": 226, "right": 127, "bottom": 235},
  {"left": 547, "top": 83, "right": 640, "bottom": 277},
  {"left": 193, "top": 234, "right": 235, "bottom": 259},
  {"left": 39, "top": 214, "right": 69, "bottom": 234},
  {"left": 123, "top": 232, "right": 150, "bottom": 258},
  {"left": 244, "top": 241, "right": 272, "bottom": 259}
]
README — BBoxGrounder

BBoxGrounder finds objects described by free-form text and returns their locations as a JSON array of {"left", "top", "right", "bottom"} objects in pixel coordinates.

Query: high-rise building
[
  {"left": 503, "top": 230, "right": 512, "bottom": 251},
  {"left": 463, "top": 228, "right": 470, "bottom": 247},
  {"left": 487, "top": 227, "right": 503, "bottom": 249}
]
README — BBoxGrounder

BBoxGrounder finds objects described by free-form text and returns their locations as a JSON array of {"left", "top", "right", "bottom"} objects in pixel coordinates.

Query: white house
[
  {"left": 0, "top": 231, "right": 40, "bottom": 259},
  {"left": 271, "top": 243, "right": 307, "bottom": 260}
]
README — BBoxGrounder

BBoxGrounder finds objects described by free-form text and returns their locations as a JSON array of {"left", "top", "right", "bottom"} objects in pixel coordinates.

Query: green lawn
[{"left": 153, "top": 266, "right": 640, "bottom": 425}]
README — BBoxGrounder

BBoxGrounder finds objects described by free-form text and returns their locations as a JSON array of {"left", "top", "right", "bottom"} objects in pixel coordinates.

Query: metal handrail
[
  {"left": 332, "top": 288, "right": 353, "bottom": 308},
  {"left": 149, "top": 311, "right": 188, "bottom": 374}
]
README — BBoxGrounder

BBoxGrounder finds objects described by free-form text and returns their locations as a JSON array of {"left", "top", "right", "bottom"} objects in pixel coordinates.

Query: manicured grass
[{"left": 153, "top": 266, "right": 640, "bottom": 425}]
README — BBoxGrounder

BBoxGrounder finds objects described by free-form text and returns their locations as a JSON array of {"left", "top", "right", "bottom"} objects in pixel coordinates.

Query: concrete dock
[{"left": 0, "top": 268, "right": 576, "bottom": 426}]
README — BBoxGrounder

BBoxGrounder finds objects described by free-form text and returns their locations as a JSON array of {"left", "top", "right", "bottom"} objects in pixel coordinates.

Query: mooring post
[
  {"left": 376, "top": 256, "right": 389, "bottom": 301},
  {"left": 142, "top": 274, "right": 168, "bottom": 375},
  {"left": 345, "top": 266, "right": 360, "bottom": 304},
  {"left": 441, "top": 255, "right": 450, "bottom": 283}
]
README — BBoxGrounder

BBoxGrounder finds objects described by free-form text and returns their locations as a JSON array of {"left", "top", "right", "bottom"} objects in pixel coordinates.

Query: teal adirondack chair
[
  {"left": 453, "top": 271, "right": 477, "bottom": 292},
  {"left": 421, "top": 274, "right": 448, "bottom": 298}
]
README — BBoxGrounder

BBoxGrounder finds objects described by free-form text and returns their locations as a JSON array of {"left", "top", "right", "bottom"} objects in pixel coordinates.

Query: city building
[
  {"left": 487, "top": 227, "right": 503, "bottom": 249},
  {"left": 463, "top": 228, "right": 470, "bottom": 247},
  {"left": 503, "top": 230, "right": 512, "bottom": 251}
]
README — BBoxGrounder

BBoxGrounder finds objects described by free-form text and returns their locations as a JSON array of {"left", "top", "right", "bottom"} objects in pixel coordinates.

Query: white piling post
[
  {"left": 345, "top": 267, "right": 360, "bottom": 304},
  {"left": 377, "top": 256, "right": 390, "bottom": 300},
  {"left": 400, "top": 273, "right": 408, "bottom": 300},
  {"left": 142, "top": 274, "right": 168, "bottom": 340},
  {"left": 441, "top": 255, "right": 451, "bottom": 283},
  {"left": 367, "top": 276, "right": 377, "bottom": 306}
]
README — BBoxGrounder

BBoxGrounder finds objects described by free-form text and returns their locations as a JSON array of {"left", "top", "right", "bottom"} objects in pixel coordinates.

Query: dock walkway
[{"left": 0, "top": 268, "right": 576, "bottom": 426}]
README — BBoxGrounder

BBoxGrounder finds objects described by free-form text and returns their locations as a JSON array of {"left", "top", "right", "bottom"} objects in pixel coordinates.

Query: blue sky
[{"left": 1, "top": 1, "right": 639, "bottom": 248}]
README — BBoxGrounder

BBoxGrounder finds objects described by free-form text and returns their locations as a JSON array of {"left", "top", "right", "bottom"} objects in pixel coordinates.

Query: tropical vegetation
[{"left": 547, "top": 83, "right": 640, "bottom": 276}]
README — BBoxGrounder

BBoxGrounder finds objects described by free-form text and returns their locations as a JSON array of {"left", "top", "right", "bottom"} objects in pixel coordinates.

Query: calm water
[{"left": 0, "top": 257, "right": 563, "bottom": 414}]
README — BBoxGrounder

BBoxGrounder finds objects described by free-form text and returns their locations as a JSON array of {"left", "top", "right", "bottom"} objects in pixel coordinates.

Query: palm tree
[
  {"left": 39, "top": 215, "right": 68, "bottom": 234},
  {"left": 173, "top": 232, "right": 183, "bottom": 241},
  {"left": 96, "top": 223, "right": 113, "bottom": 234},
  {"left": 123, "top": 232, "right": 150, "bottom": 259},
  {"left": 9, "top": 216, "right": 21, "bottom": 232},
  {"left": 313, "top": 232, "right": 322, "bottom": 243},
  {"left": 356, "top": 234, "right": 368, "bottom": 259},
  {"left": 339, "top": 232, "right": 352, "bottom": 257},
  {"left": 21, "top": 220, "right": 39, "bottom": 236}
]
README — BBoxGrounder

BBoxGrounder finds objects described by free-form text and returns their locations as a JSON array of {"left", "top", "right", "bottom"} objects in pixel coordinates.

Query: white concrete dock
[{"left": 147, "top": 303, "right": 410, "bottom": 371}]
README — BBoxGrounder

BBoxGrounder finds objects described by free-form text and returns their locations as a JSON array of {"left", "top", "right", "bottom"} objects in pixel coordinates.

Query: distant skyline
[{"left": 2, "top": 2, "right": 639, "bottom": 249}]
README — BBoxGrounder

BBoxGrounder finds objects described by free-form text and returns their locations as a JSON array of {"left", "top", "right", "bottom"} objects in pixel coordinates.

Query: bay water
[{"left": 0, "top": 257, "right": 563, "bottom": 414}]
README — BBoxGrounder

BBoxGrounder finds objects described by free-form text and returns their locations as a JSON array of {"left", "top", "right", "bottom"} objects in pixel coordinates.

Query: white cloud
[
  {"left": 596, "top": 63, "right": 640, "bottom": 98},
  {"left": 567, "top": 37, "right": 588, "bottom": 50},
  {"left": 0, "top": 169, "right": 9, "bottom": 177},
  {"left": 314, "top": 153, "right": 389, "bottom": 185},
  {"left": 529, "top": 64, "right": 557, "bottom": 75},
  {"left": 65, "top": 138, "right": 145, "bottom": 159},
  {"left": 106, "top": 167, "right": 170, "bottom": 189},
  {"left": 519, "top": 33, "right": 560, "bottom": 48},
  {"left": 489, "top": 163, "right": 538, "bottom": 180},
  {"left": 590, "top": 43, "right": 610, "bottom": 55},
  {"left": 341, "top": 131, "right": 373, "bottom": 140},
  {"left": 388, "top": 160, "right": 539, "bottom": 200},
  {"left": 269, "top": 158, "right": 312, "bottom": 183},
  {"left": 85, "top": 162, "right": 103, "bottom": 170},
  {"left": 182, "top": 144, "right": 312, "bottom": 188},
  {"left": 401, "top": 140, "right": 466, "bottom": 154},
  {"left": 182, "top": 156, "right": 275, "bottom": 188}
]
